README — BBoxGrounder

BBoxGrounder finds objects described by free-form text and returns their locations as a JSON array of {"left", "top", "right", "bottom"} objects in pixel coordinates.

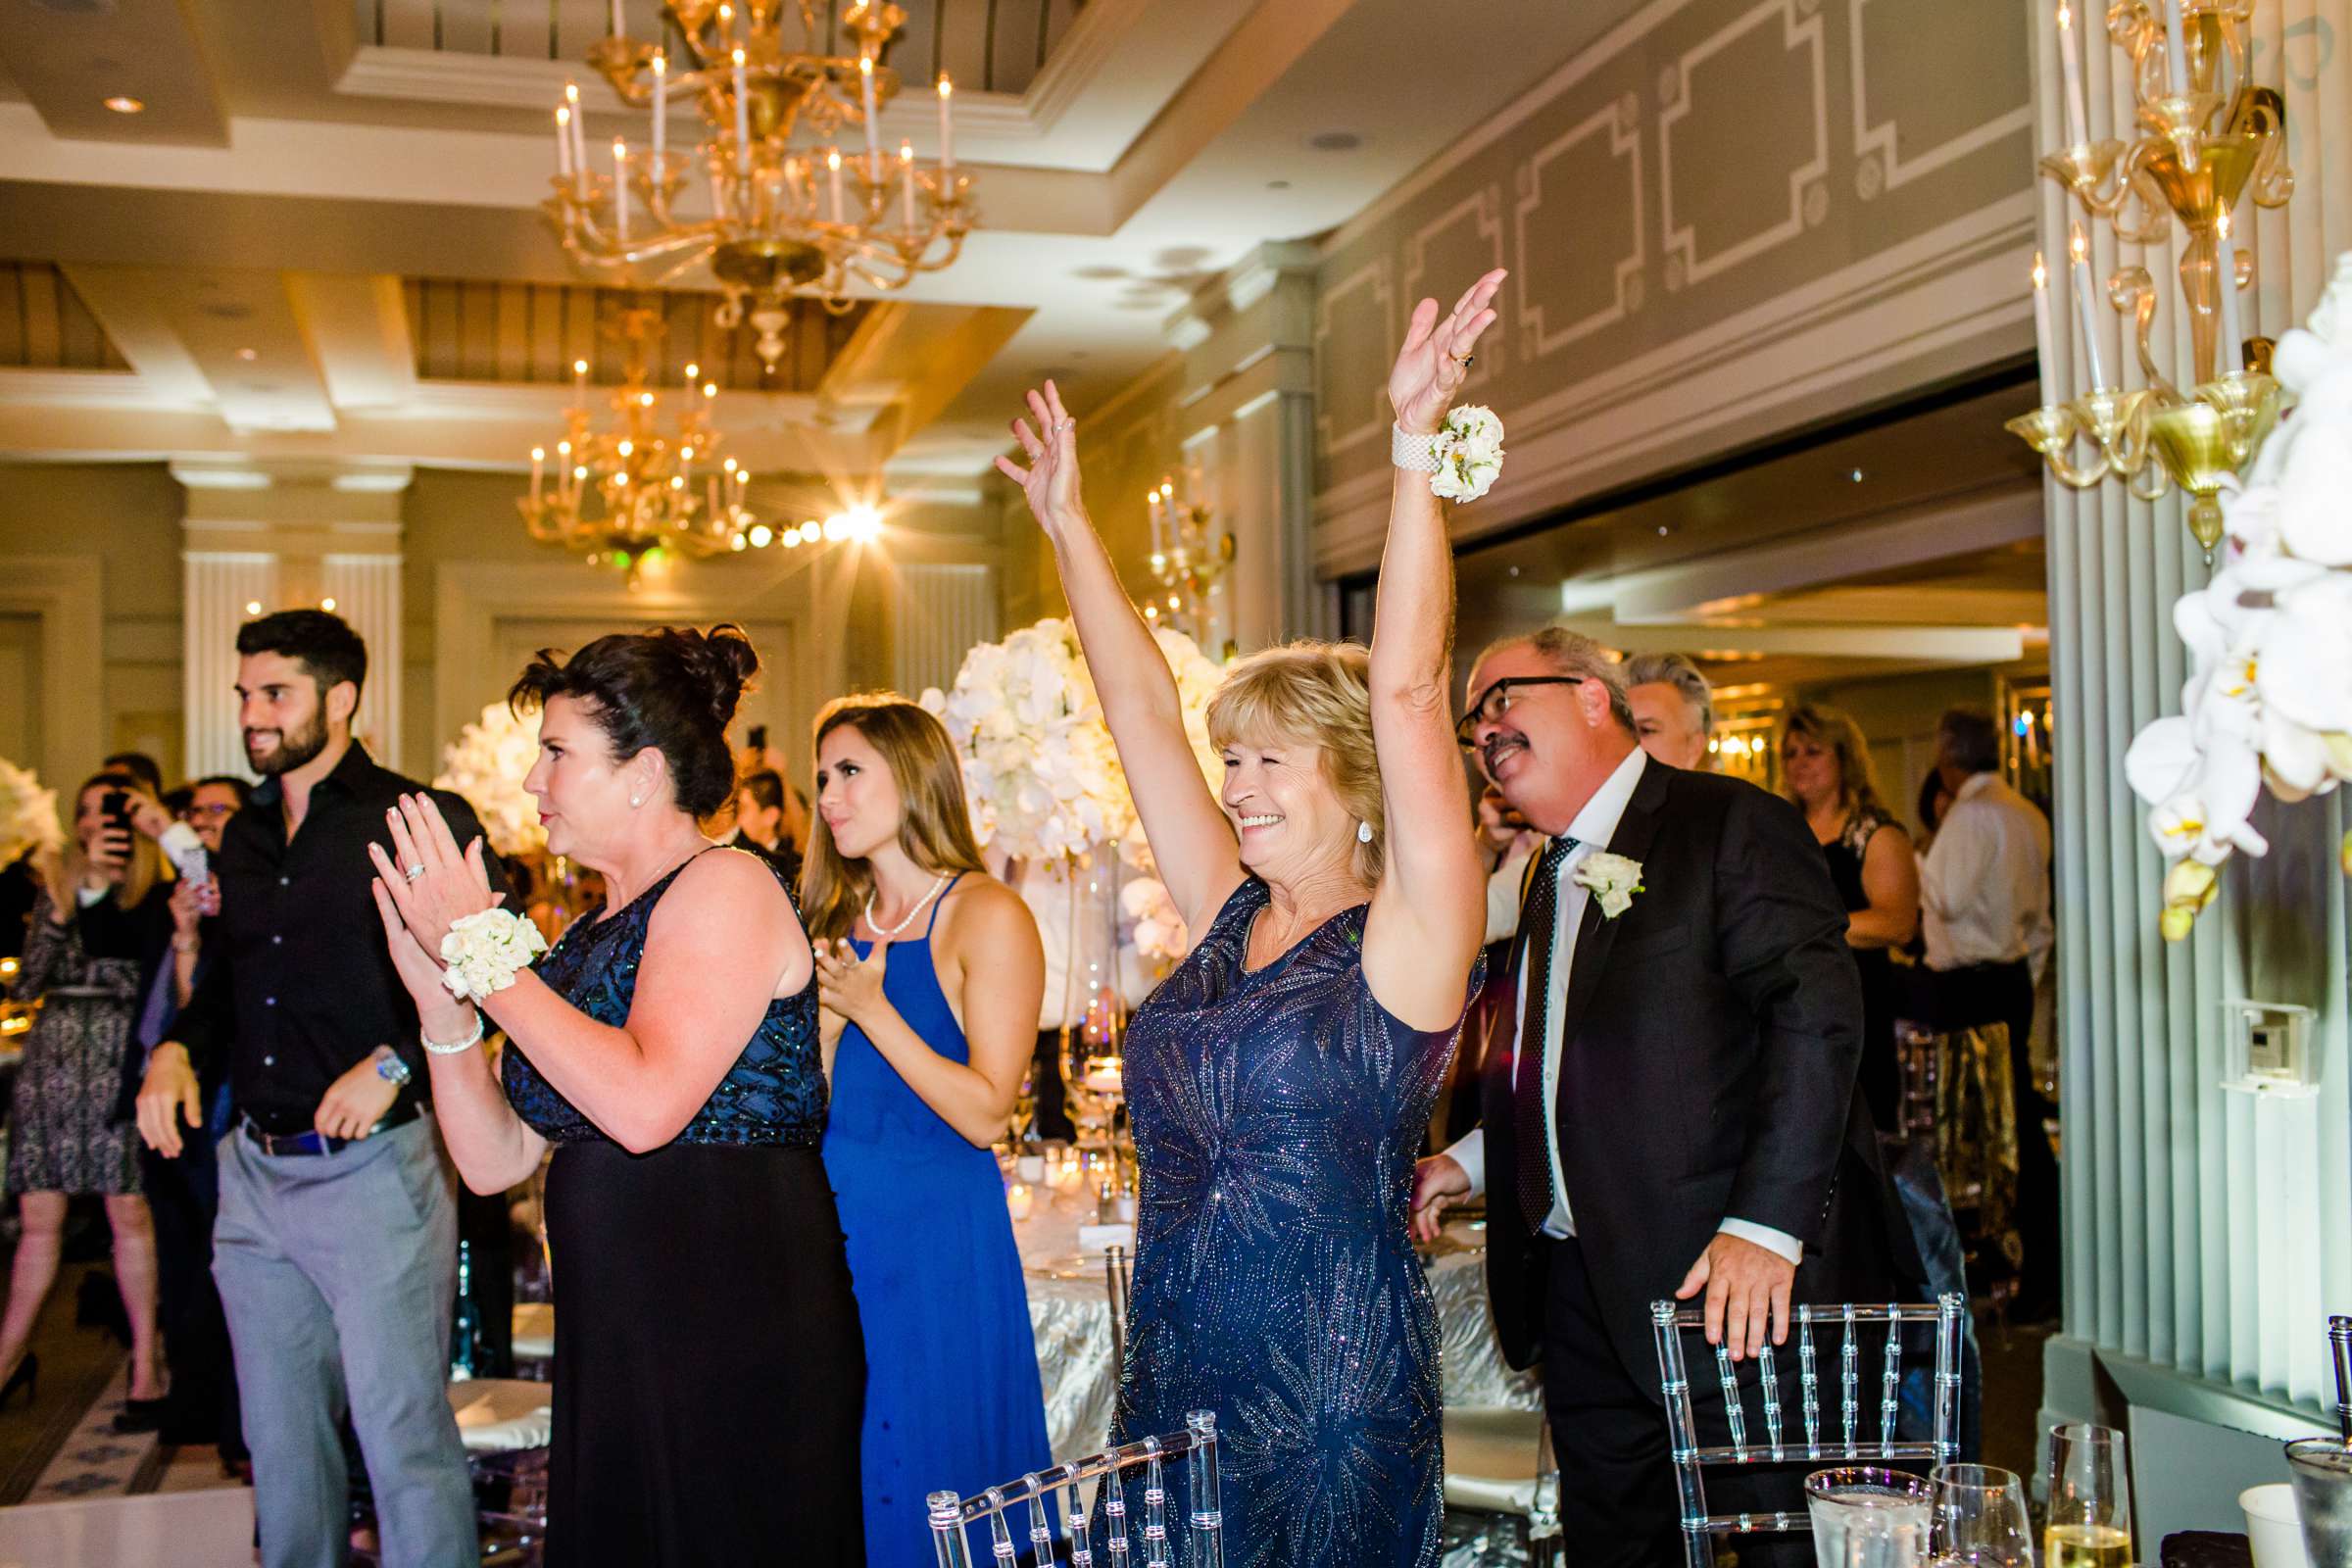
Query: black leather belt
[{"left": 240, "top": 1100, "right": 421, "bottom": 1158}]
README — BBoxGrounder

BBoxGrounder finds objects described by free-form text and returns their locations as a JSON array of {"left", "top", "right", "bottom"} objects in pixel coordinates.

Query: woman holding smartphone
[{"left": 0, "top": 772, "right": 183, "bottom": 1410}]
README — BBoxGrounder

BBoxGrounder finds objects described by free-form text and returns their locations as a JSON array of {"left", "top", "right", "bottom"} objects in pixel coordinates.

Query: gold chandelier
[
  {"left": 548, "top": 0, "right": 973, "bottom": 376},
  {"left": 1141, "top": 470, "right": 1235, "bottom": 652},
  {"left": 2006, "top": 0, "right": 2292, "bottom": 561}
]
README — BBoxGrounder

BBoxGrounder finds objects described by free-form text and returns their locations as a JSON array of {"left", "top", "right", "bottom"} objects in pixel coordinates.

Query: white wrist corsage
[
  {"left": 1572, "top": 852, "right": 1645, "bottom": 919},
  {"left": 439, "top": 908, "right": 548, "bottom": 1004},
  {"left": 1392, "top": 405, "right": 1506, "bottom": 502}
]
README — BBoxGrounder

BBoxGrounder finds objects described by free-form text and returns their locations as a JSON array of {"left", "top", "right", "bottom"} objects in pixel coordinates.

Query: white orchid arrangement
[
  {"left": 0, "top": 757, "right": 62, "bottom": 867},
  {"left": 1121, "top": 875, "right": 1189, "bottom": 967},
  {"left": 2123, "top": 249, "right": 2352, "bottom": 939},
  {"left": 434, "top": 701, "right": 546, "bottom": 858},
  {"left": 922, "top": 619, "right": 1226, "bottom": 884},
  {"left": 1431, "top": 405, "right": 1506, "bottom": 502}
]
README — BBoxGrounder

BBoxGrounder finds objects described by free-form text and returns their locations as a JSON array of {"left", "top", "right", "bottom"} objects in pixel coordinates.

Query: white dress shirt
[
  {"left": 1921, "top": 771, "right": 2053, "bottom": 985},
  {"left": 1445, "top": 748, "right": 1802, "bottom": 1265}
]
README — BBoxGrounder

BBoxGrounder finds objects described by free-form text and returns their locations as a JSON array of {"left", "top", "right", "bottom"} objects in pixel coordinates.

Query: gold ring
[{"left": 1455, "top": 354, "right": 1475, "bottom": 368}]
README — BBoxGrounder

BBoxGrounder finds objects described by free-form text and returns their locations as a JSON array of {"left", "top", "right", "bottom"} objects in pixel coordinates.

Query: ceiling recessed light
[
  {"left": 236, "top": 347, "right": 257, "bottom": 361},
  {"left": 1849, "top": 467, "right": 1866, "bottom": 482},
  {"left": 1267, "top": 179, "right": 1292, "bottom": 190},
  {"left": 102, "top": 95, "right": 143, "bottom": 115},
  {"left": 1305, "top": 130, "right": 1362, "bottom": 152}
]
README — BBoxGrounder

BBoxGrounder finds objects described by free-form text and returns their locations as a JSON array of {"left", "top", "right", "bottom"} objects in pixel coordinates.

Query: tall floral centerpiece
[
  {"left": 434, "top": 702, "right": 547, "bottom": 858},
  {"left": 2125, "top": 252, "right": 2352, "bottom": 938},
  {"left": 924, "top": 618, "right": 1225, "bottom": 1156}
]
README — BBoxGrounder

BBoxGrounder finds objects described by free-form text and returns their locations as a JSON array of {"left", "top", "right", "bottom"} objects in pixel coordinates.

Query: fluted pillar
[{"left": 2028, "top": 0, "right": 2352, "bottom": 1528}]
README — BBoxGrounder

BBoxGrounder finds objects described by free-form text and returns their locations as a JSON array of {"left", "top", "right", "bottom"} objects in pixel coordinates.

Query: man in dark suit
[
  {"left": 727, "top": 767, "right": 803, "bottom": 887},
  {"left": 1413, "top": 626, "right": 1909, "bottom": 1565}
]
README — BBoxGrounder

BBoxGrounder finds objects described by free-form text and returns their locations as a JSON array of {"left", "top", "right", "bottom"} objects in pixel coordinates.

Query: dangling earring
[{"left": 1356, "top": 820, "right": 1374, "bottom": 844}]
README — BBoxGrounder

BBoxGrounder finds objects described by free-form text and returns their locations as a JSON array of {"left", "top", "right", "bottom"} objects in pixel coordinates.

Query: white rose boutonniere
[
  {"left": 439, "top": 907, "right": 549, "bottom": 1003},
  {"left": 1572, "top": 851, "right": 1645, "bottom": 919},
  {"left": 1429, "top": 405, "right": 1506, "bottom": 503}
]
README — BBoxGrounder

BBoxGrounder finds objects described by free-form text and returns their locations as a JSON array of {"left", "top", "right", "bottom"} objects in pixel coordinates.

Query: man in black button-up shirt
[{"left": 137, "top": 611, "right": 491, "bottom": 1568}]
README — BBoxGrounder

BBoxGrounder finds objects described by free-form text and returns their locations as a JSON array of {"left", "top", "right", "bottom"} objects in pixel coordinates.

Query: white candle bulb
[
  {"left": 2162, "top": 0, "right": 2190, "bottom": 95},
  {"left": 610, "top": 0, "right": 624, "bottom": 36},
  {"left": 651, "top": 52, "right": 666, "bottom": 165},
  {"left": 733, "top": 49, "right": 753, "bottom": 176},
  {"left": 2055, "top": 3, "right": 2090, "bottom": 151},
  {"left": 2070, "top": 221, "right": 2108, "bottom": 390},
  {"left": 828, "top": 148, "right": 845, "bottom": 221},
  {"left": 555, "top": 105, "right": 574, "bottom": 178},
  {"left": 612, "top": 137, "right": 630, "bottom": 239},
  {"left": 860, "top": 57, "right": 882, "bottom": 182},
  {"left": 564, "top": 80, "right": 587, "bottom": 175},
  {"left": 530, "top": 446, "right": 545, "bottom": 498},
  {"left": 2215, "top": 211, "right": 2245, "bottom": 374},
  {"left": 937, "top": 75, "right": 955, "bottom": 170},
  {"left": 900, "top": 141, "right": 916, "bottom": 228},
  {"left": 572, "top": 358, "right": 588, "bottom": 411}
]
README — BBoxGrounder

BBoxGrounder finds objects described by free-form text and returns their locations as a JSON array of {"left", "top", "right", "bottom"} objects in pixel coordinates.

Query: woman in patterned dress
[
  {"left": 993, "top": 270, "right": 1504, "bottom": 1566},
  {"left": 0, "top": 773, "right": 178, "bottom": 1406},
  {"left": 1779, "top": 705, "right": 1919, "bottom": 1130}
]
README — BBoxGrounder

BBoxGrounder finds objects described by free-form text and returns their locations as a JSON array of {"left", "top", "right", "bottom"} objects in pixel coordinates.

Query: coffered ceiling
[{"left": 0, "top": 0, "right": 1646, "bottom": 490}]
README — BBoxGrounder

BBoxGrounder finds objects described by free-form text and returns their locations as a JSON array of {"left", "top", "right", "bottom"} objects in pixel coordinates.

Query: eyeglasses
[{"left": 1455, "top": 675, "right": 1588, "bottom": 749}]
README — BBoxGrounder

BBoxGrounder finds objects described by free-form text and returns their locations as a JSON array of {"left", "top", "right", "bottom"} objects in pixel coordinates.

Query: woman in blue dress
[
  {"left": 993, "top": 272, "right": 1504, "bottom": 1565},
  {"left": 367, "top": 625, "right": 864, "bottom": 1565},
  {"left": 800, "top": 695, "right": 1053, "bottom": 1567}
]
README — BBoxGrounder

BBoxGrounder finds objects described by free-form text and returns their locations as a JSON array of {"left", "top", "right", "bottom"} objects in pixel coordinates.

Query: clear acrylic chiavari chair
[
  {"left": 926, "top": 1410, "right": 1224, "bottom": 1568},
  {"left": 1651, "top": 1294, "right": 1967, "bottom": 1568}
]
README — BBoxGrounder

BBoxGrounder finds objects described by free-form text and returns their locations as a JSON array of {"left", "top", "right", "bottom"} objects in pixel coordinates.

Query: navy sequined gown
[
  {"left": 504, "top": 849, "right": 864, "bottom": 1566},
  {"left": 1111, "top": 879, "right": 1477, "bottom": 1567}
]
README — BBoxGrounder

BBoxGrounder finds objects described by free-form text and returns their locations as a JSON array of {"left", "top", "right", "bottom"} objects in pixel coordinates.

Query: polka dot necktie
[{"left": 1512, "top": 835, "right": 1580, "bottom": 1234}]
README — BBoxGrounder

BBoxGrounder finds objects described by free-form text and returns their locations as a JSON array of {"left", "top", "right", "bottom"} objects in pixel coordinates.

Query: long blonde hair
[
  {"left": 1777, "top": 704, "right": 1889, "bottom": 822},
  {"left": 800, "top": 696, "right": 989, "bottom": 944},
  {"left": 1205, "top": 641, "right": 1385, "bottom": 885},
  {"left": 58, "top": 772, "right": 163, "bottom": 912}
]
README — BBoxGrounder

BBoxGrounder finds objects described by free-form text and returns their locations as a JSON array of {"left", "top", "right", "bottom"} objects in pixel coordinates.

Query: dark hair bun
[
  {"left": 669, "top": 624, "right": 760, "bottom": 733},
  {"left": 508, "top": 623, "right": 760, "bottom": 819}
]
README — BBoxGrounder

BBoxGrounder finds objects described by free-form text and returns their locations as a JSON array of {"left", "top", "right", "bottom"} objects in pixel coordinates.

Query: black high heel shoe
[{"left": 0, "top": 1352, "right": 39, "bottom": 1410}]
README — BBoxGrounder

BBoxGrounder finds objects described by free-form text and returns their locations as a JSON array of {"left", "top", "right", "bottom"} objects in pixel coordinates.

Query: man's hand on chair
[{"left": 1674, "top": 1232, "right": 1794, "bottom": 1361}]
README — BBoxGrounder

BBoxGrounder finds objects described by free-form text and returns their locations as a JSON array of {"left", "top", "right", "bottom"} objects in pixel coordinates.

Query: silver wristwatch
[{"left": 372, "top": 1045, "right": 413, "bottom": 1087}]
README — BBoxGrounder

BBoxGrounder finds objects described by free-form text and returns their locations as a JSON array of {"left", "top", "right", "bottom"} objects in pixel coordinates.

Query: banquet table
[{"left": 1012, "top": 1178, "right": 1539, "bottom": 1464}]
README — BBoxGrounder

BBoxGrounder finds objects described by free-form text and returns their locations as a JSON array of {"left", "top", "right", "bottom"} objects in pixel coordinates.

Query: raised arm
[
  {"left": 1362, "top": 270, "right": 1506, "bottom": 1031},
  {"left": 996, "top": 382, "right": 1242, "bottom": 938}
]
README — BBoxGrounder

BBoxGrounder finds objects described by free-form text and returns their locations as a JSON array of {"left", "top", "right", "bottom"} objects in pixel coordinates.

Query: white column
[
  {"left": 180, "top": 554, "right": 278, "bottom": 780},
  {"left": 321, "top": 555, "right": 406, "bottom": 769}
]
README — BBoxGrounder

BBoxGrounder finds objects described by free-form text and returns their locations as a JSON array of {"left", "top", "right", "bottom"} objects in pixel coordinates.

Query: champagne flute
[
  {"left": 1928, "top": 1463, "right": 2033, "bottom": 1566},
  {"left": 2045, "top": 1422, "right": 2132, "bottom": 1568}
]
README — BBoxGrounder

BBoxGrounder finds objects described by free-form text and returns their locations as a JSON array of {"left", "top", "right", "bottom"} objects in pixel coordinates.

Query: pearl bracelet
[
  {"left": 1390, "top": 422, "right": 1444, "bottom": 473},
  {"left": 421, "top": 1010, "right": 486, "bottom": 1056}
]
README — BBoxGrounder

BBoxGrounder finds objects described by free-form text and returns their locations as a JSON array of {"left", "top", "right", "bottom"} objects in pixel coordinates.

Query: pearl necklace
[{"left": 862, "top": 873, "right": 952, "bottom": 941}]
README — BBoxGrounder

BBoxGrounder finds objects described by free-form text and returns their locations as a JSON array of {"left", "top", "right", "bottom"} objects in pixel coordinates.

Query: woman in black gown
[
  {"left": 1778, "top": 705, "right": 1919, "bottom": 1130},
  {"left": 368, "top": 625, "right": 862, "bottom": 1566}
]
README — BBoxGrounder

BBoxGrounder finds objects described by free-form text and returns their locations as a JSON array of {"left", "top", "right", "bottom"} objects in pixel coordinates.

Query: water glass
[
  {"left": 2286, "top": 1437, "right": 2352, "bottom": 1566},
  {"left": 2044, "top": 1422, "right": 2132, "bottom": 1568},
  {"left": 1805, "top": 1467, "right": 1932, "bottom": 1568},
  {"left": 1928, "top": 1463, "right": 2034, "bottom": 1566}
]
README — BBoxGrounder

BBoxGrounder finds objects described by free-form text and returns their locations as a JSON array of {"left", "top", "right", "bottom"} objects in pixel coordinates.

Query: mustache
[{"left": 1480, "top": 728, "right": 1528, "bottom": 771}]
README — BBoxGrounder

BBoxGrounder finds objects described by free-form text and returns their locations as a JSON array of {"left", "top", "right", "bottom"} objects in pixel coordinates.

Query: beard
[{"left": 246, "top": 708, "right": 329, "bottom": 776}]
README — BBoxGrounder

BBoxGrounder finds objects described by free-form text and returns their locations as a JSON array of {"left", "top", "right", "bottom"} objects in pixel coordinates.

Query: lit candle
[
  {"left": 610, "top": 0, "right": 624, "bottom": 36},
  {"left": 557, "top": 440, "right": 573, "bottom": 500},
  {"left": 612, "top": 137, "right": 630, "bottom": 239},
  {"left": 2031, "top": 252, "right": 2057, "bottom": 374},
  {"left": 554, "top": 105, "right": 574, "bottom": 180},
  {"left": 827, "top": 148, "right": 845, "bottom": 221},
  {"left": 564, "top": 81, "right": 587, "bottom": 175},
  {"left": 651, "top": 51, "right": 666, "bottom": 165},
  {"left": 2055, "top": 2, "right": 2090, "bottom": 151},
  {"left": 733, "top": 49, "right": 753, "bottom": 176},
  {"left": 2162, "top": 0, "right": 2190, "bottom": 95},
  {"left": 530, "top": 445, "right": 545, "bottom": 499},
  {"left": 2069, "top": 221, "right": 2108, "bottom": 390},
  {"left": 900, "top": 141, "right": 916, "bottom": 228},
  {"left": 859, "top": 56, "right": 882, "bottom": 181},
  {"left": 1148, "top": 489, "right": 1164, "bottom": 556},
  {"left": 2216, "top": 210, "right": 2245, "bottom": 374},
  {"left": 937, "top": 74, "right": 955, "bottom": 170},
  {"left": 571, "top": 357, "right": 589, "bottom": 411},
  {"left": 1081, "top": 1055, "right": 1124, "bottom": 1096},
  {"left": 1005, "top": 1182, "right": 1033, "bottom": 1221}
]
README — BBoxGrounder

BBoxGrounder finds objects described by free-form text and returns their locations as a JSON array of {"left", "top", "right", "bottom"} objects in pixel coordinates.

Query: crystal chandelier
[
  {"left": 1141, "top": 471, "right": 1234, "bottom": 651},
  {"left": 548, "top": 0, "right": 973, "bottom": 376},
  {"left": 2005, "top": 0, "right": 2293, "bottom": 561},
  {"left": 519, "top": 304, "right": 820, "bottom": 583}
]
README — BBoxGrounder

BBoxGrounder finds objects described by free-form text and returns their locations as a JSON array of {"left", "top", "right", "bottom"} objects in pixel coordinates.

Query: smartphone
[{"left": 99, "top": 788, "right": 135, "bottom": 860}]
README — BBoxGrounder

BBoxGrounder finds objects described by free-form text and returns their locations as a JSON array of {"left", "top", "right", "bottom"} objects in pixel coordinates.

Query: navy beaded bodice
[{"left": 503, "top": 848, "right": 827, "bottom": 1149}]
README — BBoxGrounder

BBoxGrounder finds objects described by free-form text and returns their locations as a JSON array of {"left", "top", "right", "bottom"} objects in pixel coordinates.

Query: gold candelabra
[
  {"left": 547, "top": 0, "right": 974, "bottom": 377},
  {"left": 2006, "top": 0, "right": 2293, "bottom": 560},
  {"left": 1141, "top": 473, "right": 1234, "bottom": 649},
  {"left": 520, "top": 306, "right": 875, "bottom": 582}
]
